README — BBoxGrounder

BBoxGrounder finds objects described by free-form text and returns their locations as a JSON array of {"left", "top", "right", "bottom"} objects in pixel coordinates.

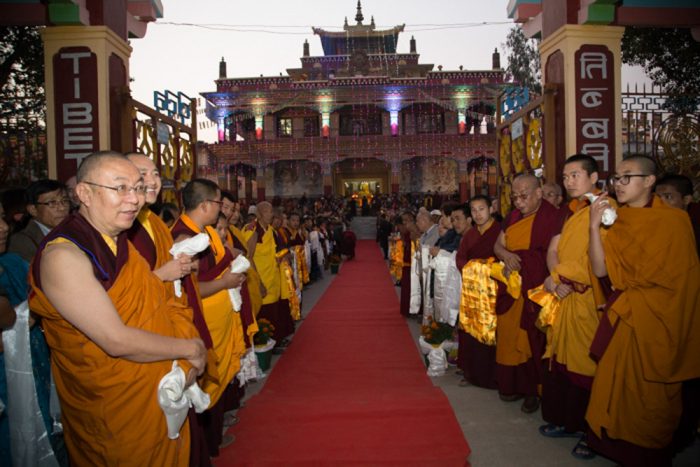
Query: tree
[
  {"left": 622, "top": 27, "right": 700, "bottom": 115},
  {"left": 0, "top": 26, "right": 45, "bottom": 129},
  {"left": 503, "top": 26, "right": 541, "bottom": 95}
]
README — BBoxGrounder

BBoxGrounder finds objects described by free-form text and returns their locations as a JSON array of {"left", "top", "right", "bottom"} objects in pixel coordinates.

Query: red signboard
[
  {"left": 53, "top": 46, "right": 100, "bottom": 181},
  {"left": 575, "top": 44, "right": 615, "bottom": 178}
]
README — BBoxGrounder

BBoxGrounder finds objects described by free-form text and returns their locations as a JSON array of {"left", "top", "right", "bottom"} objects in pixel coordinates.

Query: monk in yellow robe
[
  {"left": 125, "top": 152, "right": 213, "bottom": 467},
  {"left": 28, "top": 152, "right": 206, "bottom": 466},
  {"left": 241, "top": 202, "right": 294, "bottom": 346},
  {"left": 172, "top": 179, "right": 247, "bottom": 457},
  {"left": 494, "top": 174, "right": 565, "bottom": 413},
  {"left": 538, "top": 155, "right": 612, "bottom": 459},
  {"left": 587, "top": 156, "right": 700, "bottom": 466}
]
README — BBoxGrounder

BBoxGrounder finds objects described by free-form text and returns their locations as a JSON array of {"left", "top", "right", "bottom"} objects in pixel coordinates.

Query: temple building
[{"left": 200, "top": 1, "right": 505, "bottom": 201}]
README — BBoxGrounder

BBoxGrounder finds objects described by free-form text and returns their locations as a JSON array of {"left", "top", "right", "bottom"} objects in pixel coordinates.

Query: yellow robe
[
  {"left": 586, "top": 197, "right": 700, "bottom": 448},
  {"left": 241, "top": 223, "right": 281, "bottom": 306}
]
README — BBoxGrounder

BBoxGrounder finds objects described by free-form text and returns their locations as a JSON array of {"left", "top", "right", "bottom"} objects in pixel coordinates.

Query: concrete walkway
[{"left": 234, "top": 221, "right": 699, "bottom": 466}]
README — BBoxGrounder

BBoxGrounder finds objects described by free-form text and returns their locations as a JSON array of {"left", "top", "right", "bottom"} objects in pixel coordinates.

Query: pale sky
[{"left": 128, "top": 0, "right": 650, "bottom": 142}]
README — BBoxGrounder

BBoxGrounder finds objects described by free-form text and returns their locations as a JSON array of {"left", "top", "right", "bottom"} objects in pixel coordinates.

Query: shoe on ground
[
  {"left": 571, "top": 436, "right": 596, "bottom": 460},
  {"left": 538, "top": 423, "right": 582, "bottom": 438},
  {"left": 521, "top": 395, "right": 540, "bottom": 413},
  {"left": 219, "top": 433, "right": 235, "bottom": 449},
  {"left": 223, "top": 413, "right": 239, "bottom": 428},
  {"left": 455, "top": 369, "right": 464, "bottom": 376},
  {"left": 458, "top": 378, "right": 470, "bottom": 387},
  {"left": 499, "top": 393, "right": 523, "bottom": 402}
]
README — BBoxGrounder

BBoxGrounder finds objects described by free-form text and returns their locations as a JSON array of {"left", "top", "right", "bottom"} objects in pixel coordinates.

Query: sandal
[
  {"left": 538, "top": 423, "right": 581, "bottom": 438},
  {"left": 571, "top": 436, "right": 596, "bottom": 460}
]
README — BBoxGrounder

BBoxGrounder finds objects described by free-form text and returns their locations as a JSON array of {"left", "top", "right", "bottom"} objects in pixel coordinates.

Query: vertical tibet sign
[
  {"left": 575, "top": 45, "right": 615, "bottom": 178},
  {"left": 53, "top": 47, "right": 99, "bottom": 181}
]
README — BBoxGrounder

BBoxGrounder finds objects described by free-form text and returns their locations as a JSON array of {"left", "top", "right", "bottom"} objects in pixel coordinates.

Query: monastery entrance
[{"left": 333, "top": 158, "right": 389, "bottom": 198}]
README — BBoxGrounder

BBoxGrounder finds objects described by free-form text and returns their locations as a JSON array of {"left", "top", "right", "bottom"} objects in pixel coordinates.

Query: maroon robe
[{"left": 455, "top": 221, "right": 500, "bottom": 389}]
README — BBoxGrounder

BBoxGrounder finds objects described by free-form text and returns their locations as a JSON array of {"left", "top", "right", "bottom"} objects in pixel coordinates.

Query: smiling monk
[{"left": 28, "top": 151, "right": 206, "bottom": 466}]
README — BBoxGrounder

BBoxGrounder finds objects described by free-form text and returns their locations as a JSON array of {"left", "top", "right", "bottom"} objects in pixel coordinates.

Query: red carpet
[{"left": 219, "top": 240, "right": 470, "bottom": 466}]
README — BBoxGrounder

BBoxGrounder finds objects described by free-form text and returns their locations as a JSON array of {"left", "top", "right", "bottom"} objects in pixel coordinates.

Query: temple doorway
[{"left": 333, "top": 158, "right": 389, "bottom": 198}]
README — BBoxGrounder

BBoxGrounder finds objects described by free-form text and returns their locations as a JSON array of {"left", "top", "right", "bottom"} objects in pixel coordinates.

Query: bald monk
[
  {"left": 538, "top": 154, "right": 611, "bottom": 459},
  {"left": 493, "top": 174, "right": 565, "bottom": 413},
  {"left": 455, "top": 196, "right": 500, "bottom": 389},
  {"left": 28, "top": 151, "right": 206, "bottom": 466},
  {"left": 271, "top": 209, "right": 298, "bottom": 327},
  {"left": 241, "top": 202, "right": 294, "bottom": 347},
  {"left": 542, "top": 182, "right": 563, "bottom": 209},
  {"left": 125, "top": 152, "right": 212, "bottom": 466},
  {"left": 171, "top": 179, "right": 247, "bottom": 456},
  {"left": 398, "top": 211, "right": 420, "bottom": 317},
  {"left": 587, "top": 156, "right": 700, "bottom": 466}
]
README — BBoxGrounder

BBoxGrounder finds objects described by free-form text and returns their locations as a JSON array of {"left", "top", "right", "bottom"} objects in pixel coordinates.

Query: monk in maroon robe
[
  {"left": 398, "top": 212, "right": 418, "bottom": 317},
  {"left": 455, "top": 196, "right": 500, "bottom": 389}
]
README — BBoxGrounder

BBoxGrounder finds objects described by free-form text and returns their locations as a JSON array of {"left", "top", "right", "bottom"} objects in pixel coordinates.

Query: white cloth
[
  {"left": 418, "top": 336, "right": 458, "bottom": 377},
  {"left": 420, "top": 245, "right": 434, "bottom": 321},
  {"left": 2, "top": 301, "right": 59, "bottom": 467},
  {"left": 237, "top": 348, "right": 265, "bottom": 386},
  {"left": 584, "top": 192, "right": 617, "bottom": 225},
  {"left": 169, "top": 233, "right": 210, "bottom": 297},
  {"left": 228, "top": 254, "right": 251, "bottom": 311},
  {"left": 431, "top": 250, "right": 462, "bottom": 326},
  {"left": 409, "top": 248, "right": 422, "bottom": 315},
  {"left": 157, "top": 361, "right": 210, "bottom": 440}
]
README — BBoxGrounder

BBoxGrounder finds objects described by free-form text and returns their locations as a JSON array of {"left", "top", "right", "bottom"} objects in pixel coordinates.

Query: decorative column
[
  {"left": 256, "top": 164, "right": 266, "bottom": 201},
  {"left": 390, "top": 160, "right": 401, "bottom": 194},
  {"left": 42, "top": 26, "right": 131, "bottom": 181},
  {"left": 321, "top": 162, "right": 333, "bottom": 197},
  {"left": 457, "top": 159, "right": 469, "bottom": 202},
  {"left": 539, "top": 25, "right": 624, "bottom": 180}
]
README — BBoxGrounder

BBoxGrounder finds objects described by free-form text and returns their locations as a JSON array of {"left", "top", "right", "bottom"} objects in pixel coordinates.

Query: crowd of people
[
  {"left": 0, "top": 151, "right": 355, "bottom": 466},
  {"left": 0, "top": 150, "right": 698, "bottom": 466},
  {"left": 385, "top": 154, "right": 699, "bottom": 466}
]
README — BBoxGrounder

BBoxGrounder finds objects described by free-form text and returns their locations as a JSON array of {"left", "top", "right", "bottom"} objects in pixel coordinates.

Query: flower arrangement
[
  {"left": 421, "top": 317, "right": 454, "bottom": 346},
  {"left": 253, "top": 319, "right": 276, "bottom": 347},
  {"left": 328, "top": 253, "right": 342, "bottom": 265}
]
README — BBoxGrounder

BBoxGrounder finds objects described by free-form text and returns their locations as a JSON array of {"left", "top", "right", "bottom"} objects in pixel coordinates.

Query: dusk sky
[{"left": 128, "top": 0, "right": 650, "bottom": 142}]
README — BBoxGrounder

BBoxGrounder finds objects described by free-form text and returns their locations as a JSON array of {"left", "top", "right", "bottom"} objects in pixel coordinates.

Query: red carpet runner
[{"left": 219, "top": 240, "right": 470, "bottom": 466}]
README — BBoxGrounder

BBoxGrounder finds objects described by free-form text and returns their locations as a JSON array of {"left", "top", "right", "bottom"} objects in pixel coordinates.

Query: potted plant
[
  {"left": 328, "top": 253, "right": 342, "bottom": 274},
  {"left": 419, "top": 317, "right": 457, "bottom": 376},
  {"left": 253, "top": 319, "right": 276, "bottom": 371}
]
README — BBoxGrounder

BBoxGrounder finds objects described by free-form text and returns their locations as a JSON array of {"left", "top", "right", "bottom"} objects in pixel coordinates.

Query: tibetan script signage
[
  {"left": 53, "top": 47, "right": 100, "bottom": 181},
  {"left": 575, "top": 45, "right": 615, "bottom": 177}
]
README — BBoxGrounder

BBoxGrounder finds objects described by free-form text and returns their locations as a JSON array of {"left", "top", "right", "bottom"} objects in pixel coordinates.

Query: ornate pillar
[
  {"left": 390, "top": 160, "right": 401, "bottom": 194},
  {"left": 42, "top": 26, "right": 131, "bottom": 181},
  {"left": 321, "top": 162, "right": 333, "bottom": 197},
  {"left": 458, "top": 159, "right": 469, "bottom": 202},
  {"left": 540, "top": 25, "right": 624, "bottom": 180},
  {"left": 256, "top": 164, "right": 266, "bottom": 201}
]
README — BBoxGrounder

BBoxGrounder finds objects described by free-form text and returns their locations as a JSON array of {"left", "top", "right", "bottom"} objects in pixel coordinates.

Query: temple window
[
  {"left": 304, "top": 116, "right": 320, "bottom": 137},
  {"left": 277, "top": 117, "right": 293, "bottom": 137}
]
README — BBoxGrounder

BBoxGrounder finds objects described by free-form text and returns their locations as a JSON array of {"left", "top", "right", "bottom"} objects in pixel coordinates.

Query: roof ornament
[
  {"left": 355, "top": 0, "right": 364, "bottom": 25},
  {"left": 371, "top": 16, "right": 375, "bottom": 29}
]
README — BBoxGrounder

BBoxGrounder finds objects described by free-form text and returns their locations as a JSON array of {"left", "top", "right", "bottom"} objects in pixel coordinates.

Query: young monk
[
  {"left": 587, "top": 155, "right": 700, "bottom": 466},
  {"left": 455, "top": 196, "right": 500, "bottom": 389},
  {"left": 538, "top": 154, "right": 612, "bottom": 459},
  {"left": 655, "top": 173, "right": 699, "bottom": 254},
  {"left": 493, "top": 174, "right": 565, "bottom": 413},
  {"left": 28, "top": 152, "right": 205, "bottom": 465}
]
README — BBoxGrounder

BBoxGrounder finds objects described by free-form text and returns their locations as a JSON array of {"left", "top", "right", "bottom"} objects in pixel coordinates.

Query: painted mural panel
[
  {"left": 264, "top": 160, "right": 323, "bottom": 197},
  {"left": 400, "top": 157, "right": 458, "bottom": 194}
]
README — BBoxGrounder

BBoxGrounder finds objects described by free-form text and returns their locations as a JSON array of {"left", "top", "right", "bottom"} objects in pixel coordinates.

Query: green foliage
[
  {"left": 0, "top": 26, "right": 46, "bottom": 129},
  {"left": 622, "top": 27, "right": 700, "bottom": 115},
  {"left": 253, "top": 318, "right": 276, "bottom": 346},
  {"left": 421, "top": 317, "right": 454, "bottom": 346},
  {"left": 503, "top": 26, "right": 542, "bottom": 95}
]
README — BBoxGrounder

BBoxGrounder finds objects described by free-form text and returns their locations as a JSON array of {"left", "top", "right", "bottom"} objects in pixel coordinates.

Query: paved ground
[{"left": 235, "top": 217, "right": 699, "bottom": 466}]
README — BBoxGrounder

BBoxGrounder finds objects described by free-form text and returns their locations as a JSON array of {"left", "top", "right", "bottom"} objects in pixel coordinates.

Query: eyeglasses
[
  {"left": 35, "top": 198, "right": 71, "bottom": 208},
  {"left": 510, "top": 191, "right": 531, "bottom": 202},
  {"left": 207, "top": 199, "right": 224, "bottom": 206},
  {"left": 83, "top": 181, "right": 147, "bottom": 196},
  {"left": 609, "top": 174, "right": 649, "bottom": 186}
]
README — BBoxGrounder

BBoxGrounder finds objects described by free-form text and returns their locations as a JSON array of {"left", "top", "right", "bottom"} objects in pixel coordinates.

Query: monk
[
  {"left": 28, "top": 151, "right": 206, "bottom": 466},
  {"left": 455, "top": 196, "right": 500, "bottom": 389},
  {"left": 171, "top": 179, "right": 247, "bottom": 456},
  {"left": 125, "top": 152, "right": 213, "bottom": 466},
  {"left": 493, "top": 174, "right": 565, "bottom": 413},
  {"left": 242, "top": 202, "right": 294, "bottom": 347},
  {"left": 587, "top": 155, "right": 700, "bottom": 466},
  {"left": 655, "top": 173, "right": 699, "bottom": 254},
  {"left": 398, "top": 211, "right": 420, "bottom": 317},
  {"left": 538, "top": 154, "right": 611, "bottom": 459},
  {"left": 542, "top": 182, "right": 563, "bottom": 209}
]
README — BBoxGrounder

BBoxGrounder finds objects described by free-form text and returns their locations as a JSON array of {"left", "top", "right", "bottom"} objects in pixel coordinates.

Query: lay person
[
  {"left": 493, "top": 174, "right": 565, "bottom": 413},
  {"left": 28, "top": 151, "right": 206, "bottom": 465},
  {"left": 538, "top": 154, "right": 611, "bottom": 459},
  {"left": 455, "top": 195, "right": 500, "bottom": 389},
  {"left": 587, "top": 155, "right": 700, "bottom": 466}
]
